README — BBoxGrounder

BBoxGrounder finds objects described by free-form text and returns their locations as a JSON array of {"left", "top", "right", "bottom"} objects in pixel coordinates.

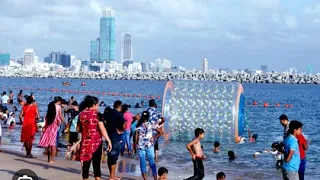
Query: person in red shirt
[{"left": 297, "top": 132, "right": 308, "bottom": 180}]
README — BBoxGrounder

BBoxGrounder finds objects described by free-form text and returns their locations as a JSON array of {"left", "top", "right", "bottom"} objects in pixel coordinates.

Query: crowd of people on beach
[{"left": 0, "top": 90, "right": 309, "bottom": 180}]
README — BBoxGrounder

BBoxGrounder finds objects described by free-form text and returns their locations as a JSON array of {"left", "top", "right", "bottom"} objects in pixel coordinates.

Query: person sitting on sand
[
  {"left": 216, "top": 172, "right": 226, "bottom": 180},
  {"left": 158, "top": 167, "right": 168, "bottom": 180},
  {"left": 213, "top": 141, "right": 220, "bottom": 153}
]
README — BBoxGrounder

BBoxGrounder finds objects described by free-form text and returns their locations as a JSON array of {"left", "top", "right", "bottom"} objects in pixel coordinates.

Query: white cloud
[
  {"left": 285, "top": 15, "right": 298, "bottom": 29},
  {"left": 252, "top": 0, "right": 280, "bottom": 9},
  {"left": 225, "top": 31, "right": 244, "bottom": 41}
]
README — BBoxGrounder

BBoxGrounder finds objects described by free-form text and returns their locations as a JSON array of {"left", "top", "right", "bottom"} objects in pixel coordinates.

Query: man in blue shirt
[{"left": 282, "top": 120, "right": 303, "bottom": 180}]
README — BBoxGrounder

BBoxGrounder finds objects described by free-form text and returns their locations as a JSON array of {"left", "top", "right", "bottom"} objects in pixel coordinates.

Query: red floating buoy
[
  {"left": 252, "top": 101, "right": 258, "bottom": 106},
  {"left": 263, "top": 102, "right": 269, "bottom": 108},
  {"left": 276, "top": 103, "right": 280, "bottom": 107}
]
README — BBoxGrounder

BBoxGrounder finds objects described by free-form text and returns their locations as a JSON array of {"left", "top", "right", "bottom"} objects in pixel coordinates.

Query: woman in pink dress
[
  {"left": 39, "top": 96, "right": 64, "bottom": 163},
  {"left": 79, "top": 95, "right": 112, "bottom": 180}
]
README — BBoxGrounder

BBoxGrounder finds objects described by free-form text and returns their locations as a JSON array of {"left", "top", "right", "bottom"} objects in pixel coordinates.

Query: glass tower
[
  {"left": 90, "top": 40, "right": 99, "bottom": 62},
  {"left": 0, "top": 53, "right": 10, "bottom": 66},
  {"left": 100, "top": 7, "right": 115, "bottom": 63}
]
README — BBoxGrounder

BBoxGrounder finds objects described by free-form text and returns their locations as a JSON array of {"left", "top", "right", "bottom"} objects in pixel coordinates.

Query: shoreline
[
  {"left": 0, "top": 71, "right": 319, "bottom": 84},
  {"left": 0, "top": 148, "right": 142, "bottom": 180}
]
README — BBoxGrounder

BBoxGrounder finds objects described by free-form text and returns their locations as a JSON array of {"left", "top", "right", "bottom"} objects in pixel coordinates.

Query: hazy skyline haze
[{"left": 0, "top": 0, "right": 320, "bottom": 72}]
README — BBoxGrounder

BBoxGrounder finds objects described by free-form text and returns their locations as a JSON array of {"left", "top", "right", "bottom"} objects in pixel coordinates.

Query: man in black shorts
[{"left": 104, "top": 100, "right": 126, "bottom": 180}]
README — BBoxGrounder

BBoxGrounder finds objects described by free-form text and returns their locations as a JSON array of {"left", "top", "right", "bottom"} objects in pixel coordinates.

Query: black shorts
[
  {"left": 69, "top": 132, "right": 78, "bottom": 145},
  {"left": 107, "top": 140, "right": 121, "bottom": 166},
  {"left": 9, "top": 100, "right": 13, "bottom": 104},
  {"left": 154, "top": 138, "right": 159, "bottom": 151}
]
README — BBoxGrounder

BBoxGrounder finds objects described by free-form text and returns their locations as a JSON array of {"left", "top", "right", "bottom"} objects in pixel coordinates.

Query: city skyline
[{"left": 0, "top": 0, "right": 320, "bottom": 72}]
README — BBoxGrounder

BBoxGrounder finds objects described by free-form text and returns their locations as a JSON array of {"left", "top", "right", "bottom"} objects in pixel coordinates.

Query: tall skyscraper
[
  {"left": 100, "top": 7, "right": 115, "bottom": 63},
  {"left": 90, "top": 40, "right": 99, "bottom": 62},
  {"left": 202, "top": 57, "right": 208, "bottom": 73},
  {"left": 23, "top": 49, "right": 35, "bottom": 66},
  {"left": 121, "top": 33, "right": 132, "bottom": 62}
]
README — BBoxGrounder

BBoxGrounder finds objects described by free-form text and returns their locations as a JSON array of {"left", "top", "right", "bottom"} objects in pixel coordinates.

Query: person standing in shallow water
[
  {"left": 103, "top": 100, "right": 126, "bottom": 180},
  {"left": 135, "top": 111, "right": 164, "bottom": 180},
  {"left": 282, "top": 120, "right": 302, "bottom": 180},
  {"left": 19, "top": 96, "right": 39, "bottom": 158},
  {"left": 297, "top": 129, "right": 308, "bottom": 180},
  {"left": 79, "top": 96, "right": 112, "bottom": 180},
  {"left": 38, "top": 96, "right": 64, "bottom": 163},
  {"left": 185, "top": 128, "right": 206, "bottom": 180},
  {"left": 9, "top": 90, "right": 14, "bottom": 104},
  {"left": 279, "top": 114, "right": 290, "bottom": 140},
  {"left": 120, "top": 104, "right": 133, "bottom": 156}
]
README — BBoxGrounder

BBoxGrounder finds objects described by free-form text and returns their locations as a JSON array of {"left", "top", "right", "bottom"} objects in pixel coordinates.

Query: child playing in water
[
  {"left": 158, "top": 167, "right": 168, "bottom": 180},
  {"left": 185, "top": 128, "right": 206, "bottom": 180},
  {"left": 216, "top": 172, "right": 226, "bottom": 180},
  {"left": 237, "top": 128, "right": 258, "bottom": 144},
  {"left": 213, "top": 141, "right": 220, "bottom": 153},
  {"left": 265, "top": 142, "right": 284, "bottom": 169},
  {"left": 7, "top": 112, "right": 16, "bottom": 130}
]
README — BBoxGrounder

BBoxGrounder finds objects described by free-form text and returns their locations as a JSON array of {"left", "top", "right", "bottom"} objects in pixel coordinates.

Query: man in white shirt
[{"left": 1, "top": 92, "right": 9, "bottom": 105}]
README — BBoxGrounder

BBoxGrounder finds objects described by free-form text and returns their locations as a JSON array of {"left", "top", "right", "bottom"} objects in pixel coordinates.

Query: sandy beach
[{"left": 0, "top": 149, "right": 141, "bottom": 180}]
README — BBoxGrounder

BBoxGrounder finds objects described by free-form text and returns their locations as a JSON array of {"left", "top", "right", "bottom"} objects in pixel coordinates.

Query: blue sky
[{"left": 0, "top": 0, "right": 320, "bottom": 72}]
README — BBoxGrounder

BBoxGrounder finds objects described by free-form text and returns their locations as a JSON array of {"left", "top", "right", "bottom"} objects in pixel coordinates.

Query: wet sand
[{"left": 0, "top": 149, "right": 141, "bottom": 180}]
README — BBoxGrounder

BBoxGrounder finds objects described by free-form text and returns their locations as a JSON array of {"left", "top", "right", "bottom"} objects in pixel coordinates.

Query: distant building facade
[
  {"left": 23, "top": 49, "right": 35, "bottom": 66},
  {"left": 202, "top": 57, "right": 208, "bottom": 73},
  {"left": 90, "top": 40, "right": 99, "bottom": 62},
  {"left": 60, "top": 53, "right": 71, "bottom": 68},
  {"left": 121, "top": 33, "right": 132, "bottom": 62},
  {"left": 0, "top": 52, "right": 10, "bottom": 66},
  {"left": 100, "top": 7, "right": 115, "bottom": 63}
]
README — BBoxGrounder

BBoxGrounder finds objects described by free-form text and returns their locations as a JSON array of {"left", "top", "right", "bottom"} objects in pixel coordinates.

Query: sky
[{"left": 0, "top": 0, "right": 320, "bottom": 72}]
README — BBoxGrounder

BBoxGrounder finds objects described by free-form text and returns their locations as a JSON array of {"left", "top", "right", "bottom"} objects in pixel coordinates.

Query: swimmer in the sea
[
  {"left": 185, "top": 128, "right": 206, "bottom": 180},
  {"left": 213, "top": 141, "right": 220, "bottom": 153},
  {"left": 237, "top": 128, "right": 258, "bottom": 144},
  {"left": 228, "top": 150, "right": 236, "bottom": 160}
]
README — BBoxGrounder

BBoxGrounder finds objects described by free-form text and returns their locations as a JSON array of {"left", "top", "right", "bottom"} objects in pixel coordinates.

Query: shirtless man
[{"left": 185, "top": 128, "right": 206, "bottom": 180}]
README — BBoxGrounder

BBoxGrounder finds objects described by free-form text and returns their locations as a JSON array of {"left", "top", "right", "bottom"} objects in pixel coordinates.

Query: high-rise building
[
  {"left": 100, "top": 7, "right": 115, "bottom": 63},
  {"left": 60, "top": 52, "right": 71, "bottom": 68},
  {"left": 141, "top": 62, "right": 147, "bottom": 72},
  {"left": 0, "top": 52, "right": 10, "bottom": 66},
  {"left": 90, "top": 40, "right": 99, "bottom": 62},
  {"left": 202, "top": 57, "right": 208, "bottom": 73},
  {"left": 49, "top": 52, "right": 61, "bottom": 64},
  {"left": 23, "top": 49, "right": 35, "bottom": 66},
  {"left": 121, "top": 33, "right": 132, "bottom": 62},
  {"left": 96, "top": 37, "right": 100, "bottom": 61}
]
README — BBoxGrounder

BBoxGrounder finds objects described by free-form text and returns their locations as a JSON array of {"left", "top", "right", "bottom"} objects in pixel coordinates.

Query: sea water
[{"left": 0, "top": 78, "right": 319, "bottom": 179}]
